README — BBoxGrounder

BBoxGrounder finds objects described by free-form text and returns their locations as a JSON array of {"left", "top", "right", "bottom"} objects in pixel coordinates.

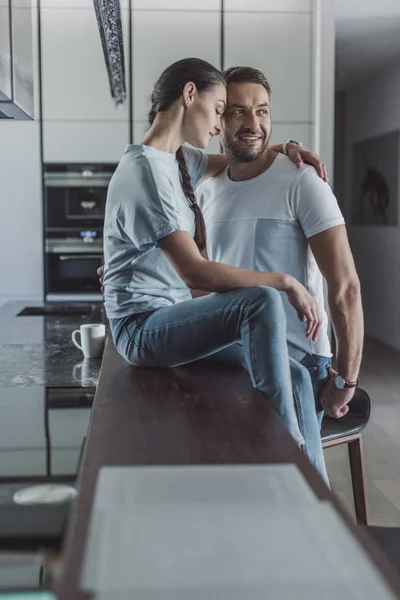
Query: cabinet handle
[{"left": 59, "top": 255, "right": 102, "bottom": 261}]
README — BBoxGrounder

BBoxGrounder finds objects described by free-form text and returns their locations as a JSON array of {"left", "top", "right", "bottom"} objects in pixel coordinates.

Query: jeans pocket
[{"left": 317, "top": 357, "right": 332, "bottom": 383}]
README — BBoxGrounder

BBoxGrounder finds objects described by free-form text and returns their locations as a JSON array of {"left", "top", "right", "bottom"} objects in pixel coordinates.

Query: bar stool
[{"left": 322, "top": 388, "right": 371, "bottom": 525}]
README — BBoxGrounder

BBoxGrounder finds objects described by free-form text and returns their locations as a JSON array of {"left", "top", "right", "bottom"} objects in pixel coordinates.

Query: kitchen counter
[
  {"left": 0, "top": 299, "right": 108, "bottom": 563},
  {"left": 0, "top": 300, "right": 106, "bottom": 388}
]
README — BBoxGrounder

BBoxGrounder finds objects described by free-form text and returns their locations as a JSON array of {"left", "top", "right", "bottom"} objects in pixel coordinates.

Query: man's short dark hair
[{"left": 223, "top": 66, "right": 272, "bottom": 97}]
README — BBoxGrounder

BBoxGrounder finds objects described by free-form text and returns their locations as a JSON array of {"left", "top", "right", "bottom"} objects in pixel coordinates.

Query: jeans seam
[
  {"left": 292, "top": 376, "right": 306, "bottom": 437},
  {"left": 242, "top": 318, "right": 260, "bottom": 389}
]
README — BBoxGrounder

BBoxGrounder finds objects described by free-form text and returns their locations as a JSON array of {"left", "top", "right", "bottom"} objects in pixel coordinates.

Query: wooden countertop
[{"left": 55, "top": 335, "right": 400, "bottom": 599}]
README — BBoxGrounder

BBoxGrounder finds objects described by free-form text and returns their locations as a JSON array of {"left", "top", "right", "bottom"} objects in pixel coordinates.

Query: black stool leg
[{"left": 348, "top": 435, "right": 369, "bottom": 525}]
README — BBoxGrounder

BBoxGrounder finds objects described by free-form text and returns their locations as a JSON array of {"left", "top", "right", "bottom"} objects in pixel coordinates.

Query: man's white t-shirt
[{"left": 196, "top": 153, "right": 345, "bottom": 359}]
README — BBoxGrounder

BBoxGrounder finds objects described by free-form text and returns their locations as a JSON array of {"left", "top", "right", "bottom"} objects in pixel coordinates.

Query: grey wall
[{"left": 343, "top": 58, "right": 400, "bottom": 350}]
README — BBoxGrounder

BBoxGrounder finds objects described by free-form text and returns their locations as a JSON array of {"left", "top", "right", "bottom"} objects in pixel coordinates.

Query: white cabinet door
[
  {"left": 49, "top": 408, "right": 91, "bottom": 447},
  {"left": 51, "top": 448, "right": 82, "bottom": 475},
  {"left": 41, "top": 0, "right": 129, "bottom": 8},
  {"left": 133, "top": 0, "right": 220, "bottom": 9},
  {"left": 41, "top": 7, "right": 130, "bottom": 121},
  {"left": 132, "top": 11, "right": 221, "bottom": 123},
  {"left": 224, "top": 0, "right": 311, "bottom": 11},
  {"left": 43, "top": 121, "right": 128, "bottom": 163},
  {"left": 0, "top": 388, "right": 45, "bottom": 450},
  {"left": 224, "top": 12, "right": 312, "bottom": 123},
  {"left": 134, "top": 121, "right": 221, "bottom": 154}
]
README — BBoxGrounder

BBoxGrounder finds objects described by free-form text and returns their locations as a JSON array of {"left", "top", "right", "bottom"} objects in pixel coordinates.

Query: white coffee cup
[{"left": 71, "top": 323, "right": 106, "bottom": 358}]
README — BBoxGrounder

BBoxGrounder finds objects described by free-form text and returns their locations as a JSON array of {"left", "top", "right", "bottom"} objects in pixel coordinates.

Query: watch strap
[
  {"left": 343, "top": 377, "right": 359, "bottom": 389},
  {"left": 336, "top": 374, "right": 359, "bottom": 389},
  {"left": 283, "top": 138, "right": 303, "bottom": 155}
]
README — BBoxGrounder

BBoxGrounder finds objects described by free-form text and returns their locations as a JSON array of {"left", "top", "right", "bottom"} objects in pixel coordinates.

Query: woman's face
[{"left": 184, "top": 83, "right": 226, "bottom": 149}]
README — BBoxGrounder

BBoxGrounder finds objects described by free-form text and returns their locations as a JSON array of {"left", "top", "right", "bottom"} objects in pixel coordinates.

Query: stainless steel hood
[{"left": 0, "top": 0, "right": 34, "bottom": 120}]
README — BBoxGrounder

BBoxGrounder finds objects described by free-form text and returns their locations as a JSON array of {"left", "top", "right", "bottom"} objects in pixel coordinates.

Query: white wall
[
  {"left": 313, "top": 0, "right": 335, "bottom": 180},
  {"left": 344, "top": 59, "right": 400, "bottom": 350},
  {"left": 0, "top": 6, "right": 43, "bottom": 307},
  {"left": 334, "top": 90, "right": 346, "bottom": 209}
]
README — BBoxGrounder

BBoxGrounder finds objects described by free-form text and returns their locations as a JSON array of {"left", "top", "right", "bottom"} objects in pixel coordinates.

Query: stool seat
[{"left": 321, "top": 388, "right": 371, "bottom": 443}]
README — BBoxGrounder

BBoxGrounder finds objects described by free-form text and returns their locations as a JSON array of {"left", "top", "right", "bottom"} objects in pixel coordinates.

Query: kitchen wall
[
  {"left": 0, "top": 0, "right": 335, "bottom": 306},
  {"left": 342, "top": 58, "right": 400, "bottom": 350}
]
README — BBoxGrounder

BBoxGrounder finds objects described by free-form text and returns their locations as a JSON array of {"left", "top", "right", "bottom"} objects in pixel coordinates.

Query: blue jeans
[
  {"left": 109, "top": 287, "right": 329, "bottom": 483},
  {"left": 195, "top": 345, "right": 330, "bottom": 485}
]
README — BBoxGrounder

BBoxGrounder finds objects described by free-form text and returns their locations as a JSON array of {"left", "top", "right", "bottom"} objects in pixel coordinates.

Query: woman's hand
[
  {"left": 286, "top": 143, "right": 328, "bottom": 182},
  {"left": 270, "top": 142, "right": 328, "bottom": 182},
  {"left": 285, "top": 277, "right": 322, "bottom": 342}
]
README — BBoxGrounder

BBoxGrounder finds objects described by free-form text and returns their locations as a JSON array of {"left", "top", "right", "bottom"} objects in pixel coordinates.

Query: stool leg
[{"left": 348, "top": 435, "right": 369, "bottom": 525}]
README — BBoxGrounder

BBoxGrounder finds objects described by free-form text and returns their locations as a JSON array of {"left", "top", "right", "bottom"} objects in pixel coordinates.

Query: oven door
[
  {"left": 46, "top": 249, "right": 103, "bottom": 294},
  {"left": 46, "top": 185, "right": 106, "bottom": 230}
]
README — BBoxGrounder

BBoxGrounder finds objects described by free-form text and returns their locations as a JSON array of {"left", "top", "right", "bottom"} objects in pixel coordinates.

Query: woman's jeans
[{"left": 109, "top": 286, "right": 330, "bottom": 484}]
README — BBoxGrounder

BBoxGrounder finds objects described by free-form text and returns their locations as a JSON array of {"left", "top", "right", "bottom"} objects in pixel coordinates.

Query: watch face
[{"left": 335, "top": 375, "right": 345, "bottom": 390}]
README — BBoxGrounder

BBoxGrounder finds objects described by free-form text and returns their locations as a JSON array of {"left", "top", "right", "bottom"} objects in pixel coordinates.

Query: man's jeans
[{"left": 109, "top": 287, "right": 330, "bottom": 484}]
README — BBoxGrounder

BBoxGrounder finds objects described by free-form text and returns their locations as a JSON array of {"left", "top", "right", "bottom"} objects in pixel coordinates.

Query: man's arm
[
  {"left": 309, "top": 225, "right": 364, "bottom": 417},
  {"left": 309, "top": 225, "right": 363, "bottom": 380}
]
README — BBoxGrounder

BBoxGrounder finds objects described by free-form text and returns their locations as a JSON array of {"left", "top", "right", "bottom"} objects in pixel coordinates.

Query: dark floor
[{"left": 325, "top": 336, "right": 400, "bottom": 525}]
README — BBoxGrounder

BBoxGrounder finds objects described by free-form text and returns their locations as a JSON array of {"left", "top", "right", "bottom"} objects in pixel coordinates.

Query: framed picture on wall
[{"left": 352, "top": 131, "right": 400, "bottom": 225}]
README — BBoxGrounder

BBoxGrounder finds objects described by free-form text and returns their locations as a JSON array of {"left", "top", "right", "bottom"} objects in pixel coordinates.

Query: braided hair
[{"left": 148, "top": 58, "right": 225, "bottom": 253}]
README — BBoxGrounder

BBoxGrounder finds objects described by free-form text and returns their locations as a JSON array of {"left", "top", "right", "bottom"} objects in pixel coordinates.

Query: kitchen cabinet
[
  {"left": 133, "top": 0, "right": 219, "bottom": 8},
  {"left": 40, "top": 0, "right": 129, "bottom": 7},
  {"left": 0, "top": 387, "right": 47, "bottom": 477},
  {"left": 224, "top": 0, "right": 311, "bottom": 11},
  {"left": 133, "top": 121, "right": 221, "bottom": 155},
  {"left": 48, "top": 408, "right": 91, "bottom": 448},
  {"left": 132, "top": 10, "right": 221, "bottom": 123},
  {"left": 41, "top": 6, "right": 130, "bottom": 161},
  {"left": 43, "top": 121, "right": 128, "bottom": 163},
  {"left": 224, "top": 11, "right": 312, "bottom": 123}
]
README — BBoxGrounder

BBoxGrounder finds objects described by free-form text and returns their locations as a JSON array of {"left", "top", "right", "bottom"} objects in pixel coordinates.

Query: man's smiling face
[{"left": 220, "top": 82, "right": 272, "bottom": 163}]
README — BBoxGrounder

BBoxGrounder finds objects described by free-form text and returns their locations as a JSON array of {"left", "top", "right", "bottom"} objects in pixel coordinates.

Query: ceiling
[{"left": 335, "top": 0, "right": 400, "bottom": 90}]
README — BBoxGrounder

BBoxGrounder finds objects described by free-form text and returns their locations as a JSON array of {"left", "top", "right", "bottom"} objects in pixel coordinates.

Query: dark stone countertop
[
  {"left": 0, "top": 300, "right": 108, "bottom": 548},
  {"left": 0, "top": 300, "right": 107, "bottom": 388}
]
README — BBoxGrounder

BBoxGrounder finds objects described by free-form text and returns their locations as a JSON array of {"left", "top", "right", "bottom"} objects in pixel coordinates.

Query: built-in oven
[
  {"left": 44, "top": 164, "right": 116, "bottom": 300},
  {"left": 45, "top": 232, "right": 103, "bottom": 296}
]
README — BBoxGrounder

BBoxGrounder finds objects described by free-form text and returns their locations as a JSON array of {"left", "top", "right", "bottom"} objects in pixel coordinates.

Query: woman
[{"left": 103, "top": 58, "right": 326, "bottom": 478}]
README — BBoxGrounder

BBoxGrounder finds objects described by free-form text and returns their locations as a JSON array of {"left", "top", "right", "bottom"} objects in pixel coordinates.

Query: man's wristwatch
[
  {"left": 334, "top": 374, "right": 359, "bottom": 390},
  {"left": 283, "top": 139, "right": 302, "bottom": 155}
]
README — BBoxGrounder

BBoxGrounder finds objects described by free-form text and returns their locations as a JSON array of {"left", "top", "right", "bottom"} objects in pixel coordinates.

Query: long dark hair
[{"left": 148, "top": 58, "right": 225, "bottom": 252}]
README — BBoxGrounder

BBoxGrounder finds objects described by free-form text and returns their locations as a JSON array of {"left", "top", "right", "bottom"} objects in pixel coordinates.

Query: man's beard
[{"left": 222, "top": 129, "right": 271, "bottom": 163}]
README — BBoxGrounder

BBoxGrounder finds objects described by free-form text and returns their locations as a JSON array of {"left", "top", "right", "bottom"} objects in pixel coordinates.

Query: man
[{"left": 195, "top": 66, "right": 363, "bottom": 477}]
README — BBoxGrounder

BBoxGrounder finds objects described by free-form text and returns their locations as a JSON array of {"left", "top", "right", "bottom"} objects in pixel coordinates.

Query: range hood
[{"left": 0, "top": 0, "right": 34, "bottom": 120}]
